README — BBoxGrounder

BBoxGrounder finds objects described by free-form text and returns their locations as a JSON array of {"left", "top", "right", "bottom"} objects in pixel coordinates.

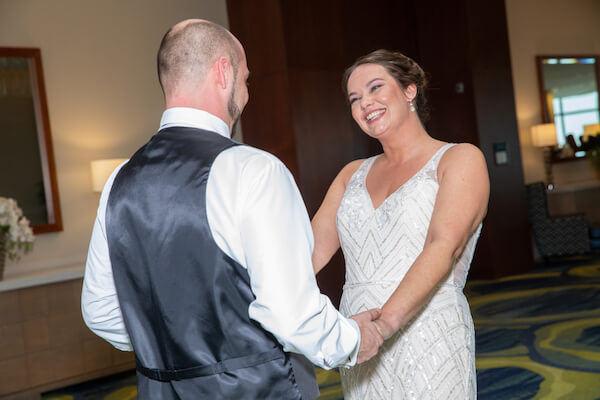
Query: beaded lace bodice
[
  {"left": 337, "top": 143, "right": 481, "bottom": 291},
  {"left": 336, "top": 143, "right": 479, "bottom": 399}
]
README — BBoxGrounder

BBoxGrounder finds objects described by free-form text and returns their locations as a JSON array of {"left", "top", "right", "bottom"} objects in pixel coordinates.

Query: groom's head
[{"left": 157, "top": 19, "right": 249, "bottom": 131}]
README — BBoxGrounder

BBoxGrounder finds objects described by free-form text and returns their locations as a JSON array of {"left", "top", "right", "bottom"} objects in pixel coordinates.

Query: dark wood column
[
  {"left": 468, "top": 0, "right": 534, "bottom": 278},
  {"left": 227, "top": 0, "right": 534, "bottom": 304},
  {"left": 414, "top": 0, "right": 534, "bottom": 279},
  {"left": 226, "top": 0, "right": 300, "bottom": 178}
]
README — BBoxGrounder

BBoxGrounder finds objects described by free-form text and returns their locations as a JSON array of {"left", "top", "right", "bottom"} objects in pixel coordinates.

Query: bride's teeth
[{"left": 367, "top": 110, "right": 384, "bottom": 120}]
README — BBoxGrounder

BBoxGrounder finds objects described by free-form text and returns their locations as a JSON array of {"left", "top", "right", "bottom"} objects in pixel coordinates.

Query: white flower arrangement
[{"left": 0, "top": 197, "right": 35, "bottom": 260}]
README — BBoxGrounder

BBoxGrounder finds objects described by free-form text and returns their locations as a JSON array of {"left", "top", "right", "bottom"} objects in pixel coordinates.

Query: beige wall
[
  {"left": 0, "top": 0, "right": 229, "bottom": 275},
  {"left": 505, "top": 0, "right": 600, "bottom": 183}
]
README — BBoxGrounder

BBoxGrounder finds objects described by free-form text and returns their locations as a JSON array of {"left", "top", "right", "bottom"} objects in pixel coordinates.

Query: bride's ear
[{"left": 403, "top": 83, "right": 417, "bottom": 102}]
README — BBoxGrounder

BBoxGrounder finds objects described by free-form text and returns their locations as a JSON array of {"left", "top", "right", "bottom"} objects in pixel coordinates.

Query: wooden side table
[{"left": 546, "top": 180, "right": 600, "bottom": 227}]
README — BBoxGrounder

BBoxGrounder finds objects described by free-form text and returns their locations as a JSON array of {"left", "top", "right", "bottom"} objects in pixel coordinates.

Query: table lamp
[
  {"left": 531, "top": 123, "right": 558, "bottom": 188},
  {"left": 90, "top": 158, "right": 128, "bottom": 192},
  {"left": 583, "top": 123, "right": 600, "bottom": 141}
]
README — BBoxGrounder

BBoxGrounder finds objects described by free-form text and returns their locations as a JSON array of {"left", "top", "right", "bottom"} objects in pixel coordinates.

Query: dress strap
[
  {"left": 422, "top": 143, "right": 456, "bottom": 183},
  {"left": 349, "top": 155, "right": 378, "bottom": 186},
  {"left": 431, "top": 143, "right": 456, "bottom": 168}
]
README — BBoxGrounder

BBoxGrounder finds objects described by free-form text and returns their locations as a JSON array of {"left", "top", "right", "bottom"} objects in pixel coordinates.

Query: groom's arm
[
  {"left": 82, "top": 163, "right": 132, "bottom": 351},
  {"left": 227, "top": 149, "right": 381, "bottom": 368}
]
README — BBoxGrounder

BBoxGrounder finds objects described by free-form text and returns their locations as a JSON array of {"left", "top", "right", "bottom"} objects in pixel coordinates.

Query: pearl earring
[{"left": 409, "top": 100, "right": 416, "bottom": 112}]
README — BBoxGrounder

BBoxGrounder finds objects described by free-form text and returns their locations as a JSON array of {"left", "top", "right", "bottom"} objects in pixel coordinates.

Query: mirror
[
  {"left": 0, "top": 47, "right": 62, "bottom": 234},
  {"left": 536, "top": 55, "right": 600, "bottom": 149}
]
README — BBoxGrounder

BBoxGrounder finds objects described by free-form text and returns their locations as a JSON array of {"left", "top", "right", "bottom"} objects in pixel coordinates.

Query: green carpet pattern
[{"left": 43, "top": 258, "right": 600, "bottom": 399}]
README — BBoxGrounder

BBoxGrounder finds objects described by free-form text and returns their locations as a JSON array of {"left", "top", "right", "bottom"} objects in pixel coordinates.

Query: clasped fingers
[{"left": 350, "top": 309, "right": 384, "bottom": 364}]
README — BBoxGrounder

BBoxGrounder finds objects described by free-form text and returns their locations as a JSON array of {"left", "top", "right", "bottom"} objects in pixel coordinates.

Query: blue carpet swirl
[{"left": 469, "top": 258, "right": 600, "bottom": 399}]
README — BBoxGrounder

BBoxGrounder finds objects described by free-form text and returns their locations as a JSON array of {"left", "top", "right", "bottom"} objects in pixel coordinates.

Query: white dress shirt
[{"left": 81, "top": 107, "right": 360, "bottom": 369}]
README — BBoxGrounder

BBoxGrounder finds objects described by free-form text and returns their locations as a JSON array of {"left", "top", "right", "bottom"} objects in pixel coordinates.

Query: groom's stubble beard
[
  {"left": 228, "top": 75, "right": 242, "bottom": 134},
  {"left": 231, "top": 116, "right": 241, "bottom": 137}
]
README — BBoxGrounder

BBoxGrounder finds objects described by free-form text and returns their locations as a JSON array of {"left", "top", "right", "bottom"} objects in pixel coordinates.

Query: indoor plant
[{"left": 0, "top": 197, "right": 35, "bottom": 278}]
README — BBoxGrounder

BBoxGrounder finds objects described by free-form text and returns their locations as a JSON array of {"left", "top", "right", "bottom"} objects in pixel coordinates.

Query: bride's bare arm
[
  {"left": 311, "top": 160, "right": 363, "bottom": 274},
  {"left": 374, "top": 144, "right": 489, "bottom": 339}
]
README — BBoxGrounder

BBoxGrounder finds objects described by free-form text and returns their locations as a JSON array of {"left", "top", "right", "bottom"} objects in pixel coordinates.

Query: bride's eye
[
  {"left": 349, "top": 97, "right": 359, "bottom": 105},
  {"left": 370, "top": 84, "right": 382, "bottom": 93}
]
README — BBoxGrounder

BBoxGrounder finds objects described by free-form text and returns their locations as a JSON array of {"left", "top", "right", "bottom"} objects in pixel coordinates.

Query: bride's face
[{"left": 346, "top": 63, "right": 415, "bottom": 139}]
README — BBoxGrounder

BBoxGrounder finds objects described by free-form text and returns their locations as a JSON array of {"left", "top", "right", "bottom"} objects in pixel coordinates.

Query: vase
[{"left": 0, "top": 231, "right": 6, "bottom": 280}]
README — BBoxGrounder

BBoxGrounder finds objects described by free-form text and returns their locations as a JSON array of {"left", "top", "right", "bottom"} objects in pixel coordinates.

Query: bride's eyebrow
[
  {"left": 367, "top": 78, "right": 384, "bottom": 86},
  {"left": 348, "top": 78, "right": 384, "bottom": 97}
]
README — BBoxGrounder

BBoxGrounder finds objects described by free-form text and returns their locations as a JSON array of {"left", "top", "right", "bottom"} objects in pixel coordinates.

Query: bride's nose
[{"left": 360, "top": 95, "right": 373, "bottom": 109}]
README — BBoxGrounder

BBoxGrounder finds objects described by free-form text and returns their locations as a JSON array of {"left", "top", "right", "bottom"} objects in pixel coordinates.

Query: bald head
[{"left": 157, "top": 19, "right": 241, "bottom": 96}]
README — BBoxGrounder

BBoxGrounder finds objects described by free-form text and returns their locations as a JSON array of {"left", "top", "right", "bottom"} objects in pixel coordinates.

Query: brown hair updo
[{"left": 343, "top": 49, "right": 429, "bottom": 123}]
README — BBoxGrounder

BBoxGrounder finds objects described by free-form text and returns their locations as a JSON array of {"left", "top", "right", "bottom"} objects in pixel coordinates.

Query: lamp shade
[
  {"left": 583, "top": 123, "right": 600, "bottom": 139},
  {"left": 90, "top": 158, "right": 128, "bottom": 192},
  {"left": 531, "top": 123, "right": 558, "bottom": 147}
]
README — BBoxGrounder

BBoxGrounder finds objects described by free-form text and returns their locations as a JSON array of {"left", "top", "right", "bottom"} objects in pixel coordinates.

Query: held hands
[
  {"left": 350, "top": 309, "right": 384, "bottom": 364},
  {"left": 373, "top": 317, "right": 396, "bottom": 341}
]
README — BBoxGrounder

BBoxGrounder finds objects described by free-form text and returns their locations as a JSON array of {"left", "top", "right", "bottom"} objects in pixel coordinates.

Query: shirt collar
[{"left": 159, "top": 107, "right": 230, "bottom": 139}]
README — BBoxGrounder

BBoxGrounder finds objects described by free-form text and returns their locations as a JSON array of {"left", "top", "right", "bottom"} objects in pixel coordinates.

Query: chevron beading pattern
[{"left": 336, "top": 144, "right": 480, "bottom": 399}]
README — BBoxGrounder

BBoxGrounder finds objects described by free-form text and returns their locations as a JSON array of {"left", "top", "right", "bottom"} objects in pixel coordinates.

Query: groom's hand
[{"left": 350, "top": 309, "right": 384, "bottom": 364}]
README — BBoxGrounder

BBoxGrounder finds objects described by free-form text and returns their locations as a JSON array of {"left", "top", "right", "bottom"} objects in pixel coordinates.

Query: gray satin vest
[{"left": 106, "top": 127, "right": 316, "bottom": 399}]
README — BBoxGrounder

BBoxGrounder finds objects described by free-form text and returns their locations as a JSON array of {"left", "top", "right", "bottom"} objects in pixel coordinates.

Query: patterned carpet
[
  {"left": 43, "top": 256, "right": 600, "bottom": 399},
  {"left": 467, "top": 256, "right": 600, "bottom": 399}
]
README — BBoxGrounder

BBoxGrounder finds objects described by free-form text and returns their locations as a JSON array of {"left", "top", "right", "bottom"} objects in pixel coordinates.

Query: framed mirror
[
  {"left": 536, "top": 55, "right": 600, "bottom": 149},
  {"left": 0, "top": 47, "right": 62, "bottom": 234}
]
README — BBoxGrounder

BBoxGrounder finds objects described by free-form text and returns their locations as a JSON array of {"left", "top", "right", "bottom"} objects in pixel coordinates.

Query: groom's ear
[{"left": 215, "top": 56, "right": 233, "bottom": 91}]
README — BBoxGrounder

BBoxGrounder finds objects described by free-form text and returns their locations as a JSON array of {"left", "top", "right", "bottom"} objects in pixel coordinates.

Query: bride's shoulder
[
  {"left": 338, "top": 158, "right": 367, "bottom": 185},
  {"left": 343, "top": 158, "right": 367, "bottom": 172},
  {"left": 439, "top": 143, "right": 487, "bottom": 178},
  {"left": 443, "top": 143, "right": 485, "bottom": 164}
]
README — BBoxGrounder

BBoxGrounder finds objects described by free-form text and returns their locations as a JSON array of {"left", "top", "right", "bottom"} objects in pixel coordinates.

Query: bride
[{"left": 311, "top": 49, "right": 489, "bottom": 399}]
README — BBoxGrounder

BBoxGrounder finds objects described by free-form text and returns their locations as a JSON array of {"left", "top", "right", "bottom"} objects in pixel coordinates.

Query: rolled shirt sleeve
[
  {"left": 231, "top": 150, "right": 359, "bottom": 369},
  {"left": 81, "top": 162, "right": 133, "bottom": 351}
]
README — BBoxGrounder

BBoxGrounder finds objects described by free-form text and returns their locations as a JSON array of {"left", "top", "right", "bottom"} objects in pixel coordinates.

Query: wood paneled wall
[
  {"left": 227, "top": 0, "right": 534, "bottom": 304},
  {"left": 414, "top": 0, "right": 534, "bottom": 278}
]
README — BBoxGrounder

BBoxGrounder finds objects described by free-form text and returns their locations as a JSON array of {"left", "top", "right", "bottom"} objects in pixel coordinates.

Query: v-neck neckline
[{"left": 363, "top": 144, "right": 450, "bottom": 211}]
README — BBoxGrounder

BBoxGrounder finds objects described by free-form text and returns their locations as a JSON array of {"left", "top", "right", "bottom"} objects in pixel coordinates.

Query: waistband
[
  {"left": 343, "top": 280, "right": 463, "bottom": 290},
  {"left": 135, "top": 347, "right": 284, "bottom": 382}
]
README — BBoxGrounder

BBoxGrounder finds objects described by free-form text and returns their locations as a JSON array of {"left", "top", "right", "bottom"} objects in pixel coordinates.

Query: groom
[{"left": 81, "top": 19, "right": 383, "bottom": 399}]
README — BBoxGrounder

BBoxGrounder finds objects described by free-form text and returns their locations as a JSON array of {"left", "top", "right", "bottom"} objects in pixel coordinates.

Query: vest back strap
[{"left": 135, "top": 348, "right": 285, "bottom": 382}]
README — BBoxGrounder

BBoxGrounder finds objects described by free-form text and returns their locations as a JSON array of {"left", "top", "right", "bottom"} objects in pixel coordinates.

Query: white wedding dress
[{"left": 337, "top": 144, "right": 480, "bottom": 399}]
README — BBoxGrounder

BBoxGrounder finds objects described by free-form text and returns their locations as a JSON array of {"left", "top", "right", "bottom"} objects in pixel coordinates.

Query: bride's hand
[{"left": 373, "top": 317, "right": 396, "bottom": 340}]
